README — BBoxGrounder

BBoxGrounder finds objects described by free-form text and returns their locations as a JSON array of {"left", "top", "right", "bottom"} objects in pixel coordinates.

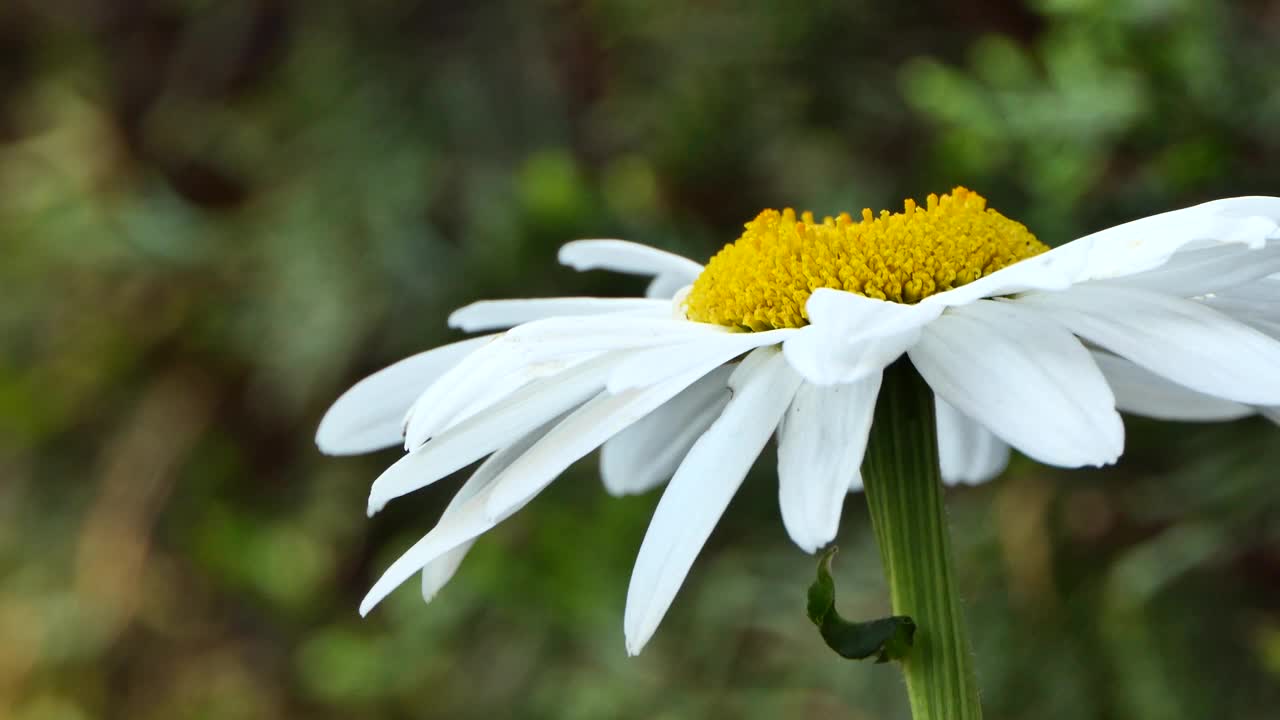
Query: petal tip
[
  {"left": 624, "top": 631, "right": 646, "bottom": 657},
  {"left": 445, "top": 308, "right": 468, "bottom": 330},
  {"left": 557, "top": 241, "right": 589, "bottom": 269}
]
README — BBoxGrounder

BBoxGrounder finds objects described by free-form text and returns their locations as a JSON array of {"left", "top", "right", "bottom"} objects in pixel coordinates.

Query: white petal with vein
[
  {"left": 1091, "top": 352, "right": 1252, "bottom": 422},
  {"left": 1072, "top": 196, "right": 1280, "bottom": 282},
  {"left": 1100, "top": 243, "right": 1280, "bottom": 298},
  {"left": 368, "top": 353, "right": 623, "bottom": 515},
  {"left": 646, "top": 274, "right": 690, "bottom": 299},
  {"left": 362, "top": 481, "right": 515, "bottom": 616},
  {"left": 316, "top": 335, "right": 494, "bottom": 455},
  {"left": 608, "top": 328, "right": 795, "bottom": 392},
  {"left": 935, "top": 395, "right": 1011, "bottom": 485},
  {"left": 624, "top": 347, "right": 802, "bottom": 655},
  {"left": 483, "top": 354, "right": 741, "bottom": 521},
  {"left": 909, "top": 300, "right": 1123, "bottom": 468},
  {"left": 777, "top": 375, "right": 882, "bottom": 553},
  {"left": 558, "top": 239, "right": 704, "bottom": 281},
  {"left": 601, "top": 367, "right": 732, "bottom": 496},
  {"left": 784, "top": 289, "right": 941, "bottom": 385},
  {"left": 420, "top": 422, "right": 554, "bottom": 602},
  {"left": 448, "top": 298, "right": 669, "bottom": 332},
  {"left": 1018, "top": 285, "right": 1280, "bottom": 405},
  {"left": 404, "top": 316, "right": 724, "bottom": 447}
]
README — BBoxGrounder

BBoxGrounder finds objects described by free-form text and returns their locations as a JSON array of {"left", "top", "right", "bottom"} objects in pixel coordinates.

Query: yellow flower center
[{"left": 684, "top": 187, "right": 1049, "bottom": 331}]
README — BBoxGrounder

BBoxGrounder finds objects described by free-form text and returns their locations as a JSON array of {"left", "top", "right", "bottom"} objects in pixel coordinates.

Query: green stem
[{"left": 862, "top": 358, "right": 982, "bottom": 720}]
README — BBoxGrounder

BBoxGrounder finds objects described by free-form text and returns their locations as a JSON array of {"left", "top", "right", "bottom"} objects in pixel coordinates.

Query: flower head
[
  {"left": 318, "top": 188, "right": 1280, "bottom": 655},
  {"left": 686, "top": 187, "right": 1046, "bottom": 328}
]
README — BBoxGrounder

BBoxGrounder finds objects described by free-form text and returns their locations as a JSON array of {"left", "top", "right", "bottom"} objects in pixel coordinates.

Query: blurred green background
[{"left": 2, "top": 1, "right": 1280, "bottom": 718}]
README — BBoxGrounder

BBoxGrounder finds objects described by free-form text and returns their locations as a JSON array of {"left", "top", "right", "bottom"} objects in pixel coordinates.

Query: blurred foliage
[{"left": 2, "top": 1, "right": 1279, "bottom": 718}]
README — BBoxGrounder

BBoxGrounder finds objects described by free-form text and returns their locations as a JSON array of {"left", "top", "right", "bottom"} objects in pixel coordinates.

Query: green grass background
[{"left": 2, "top": 1, "right": 1279, "bottom": 718}]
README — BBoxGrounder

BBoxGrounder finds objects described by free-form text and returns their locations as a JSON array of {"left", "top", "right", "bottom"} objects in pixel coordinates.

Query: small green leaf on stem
[{"left": 807, "top": 546, "right": 916, "bottom": 663}]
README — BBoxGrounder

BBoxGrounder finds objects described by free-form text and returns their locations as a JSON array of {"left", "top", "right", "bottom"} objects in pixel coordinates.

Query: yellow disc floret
[{"left": 684, "top": 187, "right": 1049, "bottom": 331}]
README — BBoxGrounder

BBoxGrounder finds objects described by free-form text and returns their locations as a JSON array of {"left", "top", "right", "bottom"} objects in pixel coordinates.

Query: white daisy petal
[
  {"left": 624, "top": 347, "right": 802, "bottom": 656},
  {"left": 1232, "top": 313, "right": 1280, "bottom": 341},
  {"left": 433, "top": 354, "right": 597, "bottom": 435},
  {"left": 403, "top": 340, "right": 596, "bottom": 449},
  {"left": 784, "top": 327, "right": 921, "bottom": 387},
  {"left": 908, "top": 300, "right": 1124, "bottom": 468},
  {"left": 1197, "top": 277, "right": 1280, "bottom": 323},
  {"left": 927, "top": 196, "right": 1280, "bottom": 306},
  {"left": 483, "top": 354, "right": 742, "bottom": 522},
  {"left": 419, "top": 420, "right": 556, "bottom": 603},
  {"left": 419, "top": 540, "right": 473, "bottom": 605},
  {"left": 362, "top": 482, "right": 510, "bottom": 616},
  {"left": 368, "top": 352, "right": 624, "bottom": 515},
  {"left": 646, "top": 274, "right": 691, "bottom": 299},
  {"left": 558, "top": 239, "right": 704, "bottom": 281},
  {"left": 600, "top": 367, "right": 733, "bottom": 496},
  {"left": 924, "top": 239, "right": 1094, "bottom": 308},
  {"left": 1201, "top": 281, "right": 1280, "bottom": 341},
  {"left": 777, "top": 375, "right": 882, "bottom": 554},
  {"left": 1090, "top": 352, "right": 1253, "bottom": 422},
  {"left": 1099, "top": 243, "right": 1280, "bottom": 298},
  {"left": 448, "top": 298, "right": 670, "bottom": 332},
  {"left": 316, "top": 335, "right": 495, "bottom": 456},
  {"left": 495, "top": 315, "right": 728, "bottom": 364},
  {"left": 1018, "top": 285, "right": 1280, "bottom": 405},
  {"left": 784, "top": 289, "right": 942, "bottom": 385},
  {"left": 607, "top": 328, "right": 796, "bottom": 393},
  {"left": 802, "top": 287, "right": 939, "bottom": 331},
  {"left": 404, "top": 316, "right": 725, "bottom": 447},
  {"left": 935, "top": 395, "right": 1011, "bottom": 486},
  {"left": 1073, "top": 196, "right": 1280, "bottom": 282}
]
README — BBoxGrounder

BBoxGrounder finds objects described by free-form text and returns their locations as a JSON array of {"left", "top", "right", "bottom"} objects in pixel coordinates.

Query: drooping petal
[
  {"left": 624, "top": 347, "right": 803, "bottom": 655},
  {"left": 646, "top": 275, "right": 691, "bottom": 300},
  {"left": 923, "top": 239, "right": 1094, "bottom": 308},
  {"left": 1090, "top": 352, "right": 1253, "bottom": 422},
  {"left": 607, "top": 328, "right": 796, "bottom": 393},
  {"left": 503, "top": 314, "right": 727, "bottom": 347},
  {"left": 483, "top": 353, "right": 744, "bottom": 522},
  {"left": 1098, "top": 243, "right": 1280, "bottom": 298},
  {"left": 448, "top": 298, "right": 669, "bottom": 332},
  {"left": 924, "top": 197, "right": 1280, "bottom": 307},
  {"left": 1071, "top": 196, "right": 1280, "bottom": 282},
  {"left": 908, "top": 300, "right": 1124, "bottom": 468},
  {"left": 403, "top": 339, "right": 596, "bottom": 449},
  {"left": 419, "top": 541, "right": 473, "bottom": 605},
  {"left": 1017, "top": 285, "right": 1280, "bottom": 405},
  {"left": 558, "top": 239, "right": 704, "bottom": 281},
  {"left": 803, "top": 287, "right": 940, "bottom": 331},
  {"left": 1200, "top": 279, "right": 1280, "bottom": 342},
  {"left": 315, "top": 335, "right": 495, "bottom": 455},
  {"left": 600, "top": 367, "right": 732, "bottom": 496},
  {"left": 419, "top": 421, "right": 556, "bottom": 602},
  {"left": 1197, "top": 277, "right": 1280, "bottom": 326},
  {"left": 368, "top": 352, "right": 625, "bottom": 515},
  {"left": 361, "top": 482, "right": 513, "bottom": 616},
  {"left": 783, "top": 289, "right": 942, "bottom": 385},
  {"left": 935, "top": 395, "right": 1011, "bottom": 486},
  {"left": 777, "top": 375, "right": 882, "bottom": 553},
  {"left": 404, "top": 316, "right": 726, "bottom": 447}
]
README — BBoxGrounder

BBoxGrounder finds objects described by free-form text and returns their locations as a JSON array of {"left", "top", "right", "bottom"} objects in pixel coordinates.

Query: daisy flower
[{"left": 317, "top": 187, "right": 1280, "bottom": 655}]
